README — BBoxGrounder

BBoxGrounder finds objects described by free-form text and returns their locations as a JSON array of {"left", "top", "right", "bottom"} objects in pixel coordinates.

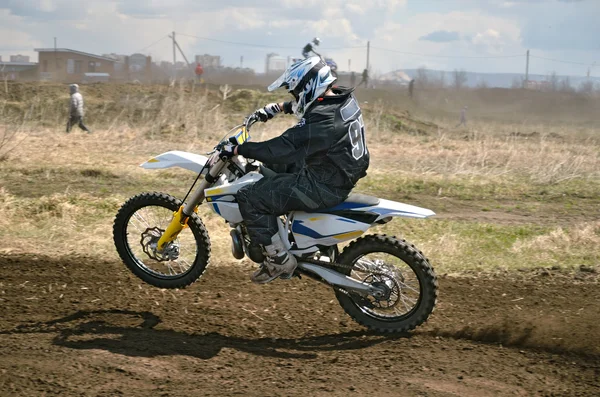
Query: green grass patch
[
  {"left": 358, "top": 173, "right": 600, "bottom": 203},
  {"left": 374, "top": 218, "right": 599, "bottom": 273}
]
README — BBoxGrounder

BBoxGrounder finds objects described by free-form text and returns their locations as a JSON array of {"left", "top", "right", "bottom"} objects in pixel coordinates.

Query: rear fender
[
  {"left": 140, "top": 151, "right": 209, "bottom": 174},
  {"left": 367, "top": 199, "right": 435, "bottom": 221}
]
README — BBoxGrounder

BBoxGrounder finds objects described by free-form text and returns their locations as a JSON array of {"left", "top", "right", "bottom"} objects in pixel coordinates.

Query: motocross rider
[{"left": 220, "top": 56, "right": 370, "bottom": 284}]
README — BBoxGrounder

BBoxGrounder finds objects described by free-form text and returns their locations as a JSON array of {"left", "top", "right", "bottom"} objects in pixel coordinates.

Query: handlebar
[
  {"left": 244, "top": 113, "right": 260, "bottom": 131},
  {"left": 209, "top": 113, "right": 259, "bottom": 156}
]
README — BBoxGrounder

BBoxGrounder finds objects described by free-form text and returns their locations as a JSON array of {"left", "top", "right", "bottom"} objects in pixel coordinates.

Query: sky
[{"left": 1, "top": 0, "right": 599, "bottom": 77}]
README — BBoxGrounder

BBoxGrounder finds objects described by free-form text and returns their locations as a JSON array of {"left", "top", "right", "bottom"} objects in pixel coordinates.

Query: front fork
[{"left": 156, "top": 158, "right": 226, "bottom": 252}]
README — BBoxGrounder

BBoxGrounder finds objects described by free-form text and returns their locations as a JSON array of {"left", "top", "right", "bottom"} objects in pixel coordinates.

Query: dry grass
[
  {"left": 1, "top": 83, "right": 599, "bottom": 273},
  {"left": 514, "top": 221, "right": 600, "bottom": 250}
]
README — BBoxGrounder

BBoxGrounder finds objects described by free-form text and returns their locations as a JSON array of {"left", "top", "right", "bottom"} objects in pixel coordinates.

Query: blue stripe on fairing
[
  {"left": 292, "top": 220, "right": 325, "bottom": 238},
  {"left": 317, "top": 201, "right": 373, "bottom": 212},
  {"left": 292, "top": 220, "right": 361, "bottom": 239},
  {"left": 212, "top": 203, "right": 221, "bottom": 215},
  {"left": 336, "top": 217, "right": 357, "bottom": 224}
]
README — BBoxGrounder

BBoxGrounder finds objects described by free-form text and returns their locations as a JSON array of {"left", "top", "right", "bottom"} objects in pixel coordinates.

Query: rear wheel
[
  {"left": 335, "top": 234, "right": 437, "bottom": 333},
  {"left": 113, "top": 192, "right": 211, "bottom": 289}
]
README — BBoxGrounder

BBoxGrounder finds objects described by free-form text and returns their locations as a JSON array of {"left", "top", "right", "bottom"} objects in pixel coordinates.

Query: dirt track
[{"left": 0, "top": 254, "right": 598, "bottom": 396}]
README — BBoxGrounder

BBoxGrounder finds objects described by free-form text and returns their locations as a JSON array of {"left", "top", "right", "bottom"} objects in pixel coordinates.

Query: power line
[
  {"left": 529, "top": 55, "right": 588, "bottom": 66},
  {"left": 370, "top": 46, "right": 523, "bottom": 59},
  {"left": 176, "top": 32, "right": 364, "bottom": 51},
  {"left": 135, "top": 35, "right": 170, "bottom": 53},
  {"left": 136, "top": 33, "right": 592, "bottom": 70}
]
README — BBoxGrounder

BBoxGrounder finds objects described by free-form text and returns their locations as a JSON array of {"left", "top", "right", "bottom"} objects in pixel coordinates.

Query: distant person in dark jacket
[
  {"left": 302, "top": 37, "right": 321, "bottom": 58},
  {"left": 456, "top": 106, "right": 468, "bottom": 127},
  {"left": 358, "top": 68, "right": 369, "bottom": 88},
  {"left": 66, "top": 84, "right": 91, "bottom": 133},
  {"left": 408, "top": 79, "right": 415, "bottom": 98}
]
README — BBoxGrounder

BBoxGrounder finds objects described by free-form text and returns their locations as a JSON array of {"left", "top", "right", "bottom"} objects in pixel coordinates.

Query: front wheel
[
  {"left": 113, "top": 192, "right": 211, "bottom": 289},
  {"left": 335, "top": 234, "right": 437, "bottom": 333}
]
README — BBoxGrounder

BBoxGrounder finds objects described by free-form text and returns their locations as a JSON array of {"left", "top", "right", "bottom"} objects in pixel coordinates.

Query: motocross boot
[{"left": 251, "top": 234, "right": 297, "bottom": 284}]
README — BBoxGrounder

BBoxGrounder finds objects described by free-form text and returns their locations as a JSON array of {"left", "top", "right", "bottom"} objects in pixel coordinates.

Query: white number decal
[{"left": 348, "top": 115, "right": 367, "bottom": 160}]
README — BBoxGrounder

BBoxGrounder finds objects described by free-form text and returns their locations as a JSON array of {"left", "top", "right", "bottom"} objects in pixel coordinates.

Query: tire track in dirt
[{"left": 0, "top": 254, "right": 598, "bottom": 396}]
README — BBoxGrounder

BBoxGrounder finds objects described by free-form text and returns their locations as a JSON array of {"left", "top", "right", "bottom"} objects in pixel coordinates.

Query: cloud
[
  {"left": 3, "top": 0, "right": 87, "bottom": 20},
  {"left": 519, "top": 3, "right": 600, "bottom": 51},
  {"left": 481, "top": 0, "right": 599, "bottom": 51},
  {"left": 419, "top": 30, "right": 461, "bottom": 43},
  {"left": 0, "top": 0, "right": 596, "bottom": 76}
]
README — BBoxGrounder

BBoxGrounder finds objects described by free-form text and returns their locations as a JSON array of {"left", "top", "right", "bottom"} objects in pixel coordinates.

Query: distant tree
[
  {"left": 511, "top": 76, "right": 524, "bottom": 89},
  {"left": 416, "top": 66, "right": 429, "bottom": 88},
  {"left": 439, "top": 71, "right": 446, "bottom": 88},
  {"left": 548, "top": 71, "right": 559, "bottom": 91},
  {"left": 452, "top": 69, "right": 468, "bottom": 90},
  {"left": 559, "top": 77, "right": 574, "bottom": 92},
  {"left": 579, "top": 80, "right": 595, "bottom": 95},
  {"left": 476, "top": 79, "right": 489, "bottom": 89}
]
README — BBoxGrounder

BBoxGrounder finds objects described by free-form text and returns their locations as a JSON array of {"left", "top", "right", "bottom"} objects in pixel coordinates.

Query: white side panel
[
  {"left": 206, "top": 172, "right": 264, "bottom": 224},
  {"left": 364, "top": 199, "right": 435, "bottom": 220},
  {"left": 140, "top": 151, "right": 209, "bottom": 174},
  {"left": 210, "top": 202, "right": 243, "bottom": 224},
  {"left": 291, "top": 212, "right": 370, "bottom": 249},
  {"left": 204, "top": 172, "right": 263, "bottom": 197}
]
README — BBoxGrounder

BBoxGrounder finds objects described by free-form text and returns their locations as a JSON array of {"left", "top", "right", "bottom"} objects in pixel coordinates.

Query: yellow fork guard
[{"left": 156, "top": 206, "right": 188, "bottom": 252}]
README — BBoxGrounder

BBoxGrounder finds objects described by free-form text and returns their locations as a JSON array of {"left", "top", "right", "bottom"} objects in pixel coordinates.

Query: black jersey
[
  {"left": 302, "top": 43, "right": 313, "bottom": 58},
  {"left": 237, "top": 87, "right": 369, "bottom": 190}
]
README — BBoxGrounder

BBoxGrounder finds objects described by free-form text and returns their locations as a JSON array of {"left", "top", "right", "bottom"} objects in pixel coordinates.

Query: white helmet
[
  {"left": 268, "top": 56, "right": 336, "bottom": 118},
  {"left": 313, "top": 37, "right": 320, "bottom": 46}
]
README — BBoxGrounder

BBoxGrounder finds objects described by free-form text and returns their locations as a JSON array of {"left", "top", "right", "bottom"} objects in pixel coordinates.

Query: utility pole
[
  {"left": 525, "top": 49, "right": 530, "bottom": 86},
  {"left": 172, "top": 31, "right": 176, "bottom": 78},
  {"left": 54, "top": 37, "right": 57, "bottom": 79},
  {"left": 240, "top": 56, "right": 243, "bottom": 68},
  {"left": 366, "top": 41, "right": 370, "bottom": 71}
]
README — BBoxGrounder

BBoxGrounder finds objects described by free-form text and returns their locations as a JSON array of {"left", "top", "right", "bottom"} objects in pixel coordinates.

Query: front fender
[{"left": 141, "top": 150, "right": 209, "bottom": 174}]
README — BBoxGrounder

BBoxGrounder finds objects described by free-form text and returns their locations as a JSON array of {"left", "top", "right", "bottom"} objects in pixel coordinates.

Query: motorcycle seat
[
  {"left": 259, "top": 165, "right": 380, "bottom": 208},
  {"left": 342, "top": 193, "right": 380, "bottom": 206}
]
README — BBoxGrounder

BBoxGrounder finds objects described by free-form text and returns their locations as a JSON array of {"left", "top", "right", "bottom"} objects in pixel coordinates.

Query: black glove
[
  {"left": 254, "top": 103, "right": 282, "bottom": 122},
  {"left": 218, "top": 137, "right": 238, "bottom": 161}
]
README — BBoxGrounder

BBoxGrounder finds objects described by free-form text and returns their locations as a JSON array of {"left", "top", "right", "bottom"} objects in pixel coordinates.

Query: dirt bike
[{"left": 113, "top": 115, "right": 438, "bottom": 333}]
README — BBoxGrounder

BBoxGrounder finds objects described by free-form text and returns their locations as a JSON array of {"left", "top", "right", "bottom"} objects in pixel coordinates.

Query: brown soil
[{"left": 1, "top": 254, "right": 598, "bottom": 396}]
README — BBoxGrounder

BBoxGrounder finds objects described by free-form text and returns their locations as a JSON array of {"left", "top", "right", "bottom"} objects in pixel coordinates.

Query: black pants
[
  {"left": 66, "top": 115, "right": 90, "bottom": 133},
  {"left": 237, "top": 173, "right": 350, "bottom": 246}
]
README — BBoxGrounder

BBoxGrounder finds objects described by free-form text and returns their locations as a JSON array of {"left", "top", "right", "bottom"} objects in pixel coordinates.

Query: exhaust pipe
[{"left": 297, "top": 262, "right": 385, "bottom": 297}]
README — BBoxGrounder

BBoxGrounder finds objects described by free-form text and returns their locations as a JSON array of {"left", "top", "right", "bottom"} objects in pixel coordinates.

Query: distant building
[
  {"left": 102, "top": 53, "right": 127, "bottom": 63},
  {"left": 265, "top": 53, "right": 286, "bottom": 74},
  {"left": 34, "top": 48, "right": 117, "bottom": 82},
  {"left": 102, "top": 53, "right": 127, "bottom": 73},
  {"left": 0, "top": 60, "right": 37, "bottom": 81},
  {"left": 128, "top": 53, "right": 148, "bottom": 72},
  {"left": 525, "top": 80, "right": 551, "bottom": 91},
  {"left": 195, "top": 54, "right": 221, "bottom": 69},
  {"left": 378, "top": 70, "right": 411, "bottom": 85},
  {"left": 10, "top": 54, "right": 30, "bottom": 63}
]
